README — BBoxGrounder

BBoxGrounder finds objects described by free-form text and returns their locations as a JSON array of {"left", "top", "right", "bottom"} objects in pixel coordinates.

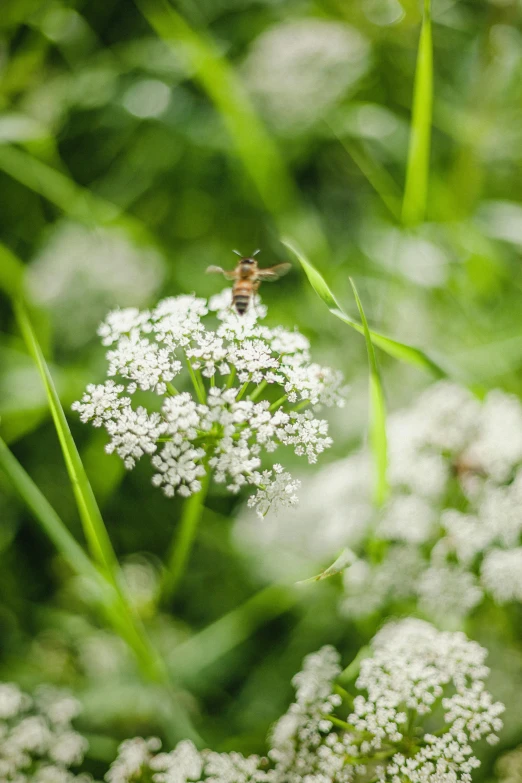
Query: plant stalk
[{"left": 161, "top": 469, "right": 211, "bottom": 604}]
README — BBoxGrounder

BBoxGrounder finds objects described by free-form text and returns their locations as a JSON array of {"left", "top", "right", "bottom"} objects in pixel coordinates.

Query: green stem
[
  {"left": 161, "top": 469, "right": 211, "bottom": 604},
  {"left": 167, "top": 382, "right": 180, "bottom": 395},
  {"left": 269, "top": 394, "right": 288, "bottom": 411},
  {"left": 334, "top": 683, "right": 354, "bottom": 707},
  {"left": 226, "top": 366, "right": 237, "bottom": 389},
  {"left": 184, "top": 352, "right": 206, "bottom": 404},
  {"left": 169, "top": 583, "right": 299, "bottom": 683},
  {"left": 248, "top": 379, "right": 267, "bottom": 401},
  {"left": 235, "top": 381, "right": 250, "bottom": 401},
  {"left": 326, "top": 715, "right": 356, "bottom": 732}
]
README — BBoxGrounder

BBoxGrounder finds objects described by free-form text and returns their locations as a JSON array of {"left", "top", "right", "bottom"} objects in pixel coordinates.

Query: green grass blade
[
  {"left": 334, "top": 136, "right": 403, "bottom": 221},
  {"left": 0, "top": 146, "right": 156, "bottom": 245},
  {"left": 349, "top": 279, "right": 388, "bottom": 506},
  {"left": 282, "top": 238, "right": 446, "bottom": 377},
  {"left": 14, "top": 299, "right": 119, "bottom": 575},
  {"left": 296, "top": 549, "right": 357, "bottom": 584},
  {"left": 169, "top": 584, "right": 298, "bottom": 683},
  {"left": 402, "top": 0, "right": 433, "bottom": 225},
  {"left": 0, "top": 436, "right": 109, "bottom": 584},
  {"left": 0, "top": 241, "right": 24, "bottom": 297},
  {"left": 136, "top": 0, "right": 292, "bottom": 215}
]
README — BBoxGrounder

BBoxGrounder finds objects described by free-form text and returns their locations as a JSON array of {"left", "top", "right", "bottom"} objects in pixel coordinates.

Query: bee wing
[
  {"left": 206, "top": 265, "right": 237, "bottom": 280},
  {"left": 256, "top": 263, "right": 292, "bottom": 281}
]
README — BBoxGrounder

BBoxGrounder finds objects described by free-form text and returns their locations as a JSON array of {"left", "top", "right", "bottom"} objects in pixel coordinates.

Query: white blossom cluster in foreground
[
  {"left": 72, "top": 291, "right": 345, "bottom": 517},
  {"left": 0, "top": 682, "right": 89, "bottom": 782},
  {"left": 235, "top": 381, "right": 522, "bottom": 619},
  {"left": 104, "top": 619, "right": 503, "bottom": 783}
]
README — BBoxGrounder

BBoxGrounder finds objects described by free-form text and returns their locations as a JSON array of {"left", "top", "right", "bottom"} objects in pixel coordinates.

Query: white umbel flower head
[
  {"left": 0, "top": 683, "right": 89, "bottom": 782},
  {"left": 103, "top": 620, "right": 504, "bottom": 783},
  {"left": 72, "top": 291, "right": 345, "bottom": 516}
]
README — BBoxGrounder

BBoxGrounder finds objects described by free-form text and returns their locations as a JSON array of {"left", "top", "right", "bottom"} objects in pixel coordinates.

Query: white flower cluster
[
  {"left": 104, "top": 620, "right": 503, "bottom": 783},
  {"left": 0, "top": 682, "right": 91, "bottom": 782},
  {"left": 72, "top": 291, "right": 345, "bottom": 516},
  {"left": 235, "top": 381, "right": 522, "bottom": 618},
  {"left": 352, "top": 619, "right": 504, "bottom": 782}
]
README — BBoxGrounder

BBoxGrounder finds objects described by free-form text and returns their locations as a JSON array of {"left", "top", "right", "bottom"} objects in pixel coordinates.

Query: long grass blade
[
  {"left": 282, "top": 239, "right": 446, "bottom": 377},
  {"left": 169, "top": 584, "right": 298, "bottom": 683},
  {"left": 14, "top": 300, "right": 120, "bottom": 575},
  {"left": 0, "top": 145, "right": 156, "bottom": 245},
  {"left": 402, "top": 0, "right": 433, "bottom": 225},
  {"left": 135, "top": 0, "right": 292, "bottom": 215},
  {"left": 349, "top": 279, "right": 388, "bottom": 506},
  {"left": 334, "top": 136, "right": 403, "bottom": 221},
  {"left": 0, "top": 241, "right": 24, "bottom": 297}
]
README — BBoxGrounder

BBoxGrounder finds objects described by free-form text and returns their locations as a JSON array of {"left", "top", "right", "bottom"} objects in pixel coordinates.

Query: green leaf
[
  {"left": 296, "top": 548, "right": 357, "bottom": 584},
  {"left": 282, "top": 238, "right": 446, "bottom": 377},
  {"left": 402, "top": 0, "right": 433, "bottom": 225},
  {"left": 338, "top": 645, "right": 372, "bottom": 685},
  {"left": 14, "top": 299, "right": 120, "bottom": 576},
  {"left": 0, "top": 146, "right": 156, "bottom": 246},
  {"left": 0, "top": 241, "right": 24, "bottom": 298},
  {"left": 349, "top": 279, "right": 388, "bottom": 506}
]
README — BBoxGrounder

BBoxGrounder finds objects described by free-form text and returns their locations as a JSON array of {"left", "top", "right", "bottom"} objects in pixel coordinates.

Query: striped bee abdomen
[{"left": 232, "top": 280, "right": 252, "bottom": 315}]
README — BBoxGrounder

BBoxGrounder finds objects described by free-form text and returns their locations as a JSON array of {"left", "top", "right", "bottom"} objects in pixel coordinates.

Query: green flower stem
[
  {"left": 161, "top": 468, "right": 211, "bottom": 605},
  {"left": 14, "top": 300, "right": 118, "bottom": 576},
  {"left": 248, "top": 379, "right": 267, "bottom": 401},
  {"left": 334, "top": 683, "right": 354, "bottom": 707},
  {"left": 184, "top": 352, "right": 207, "bottom": 403},
  {"left": 169, "top": 583, "right": 299, "bottom": 683},
  {"left": 293, "top": 399, "right": 310, "bottom": 411},
  {"left": 167, "top": 382, "right": 180, "bottom": 395},
  {"left": 326, "top": 715, "right": 356, "bottom": 732},
  {"left": 235, "top": 380, "right": 250, "bottom": 401},
  {"left": 0, "top": 437, "right": 200, "bottom": 745},
  {"left": 225, "top": 366, "right": 236, "bottom": 389},
  {"left": 269, "top": 394, "right": 288, "bottom": 411}
]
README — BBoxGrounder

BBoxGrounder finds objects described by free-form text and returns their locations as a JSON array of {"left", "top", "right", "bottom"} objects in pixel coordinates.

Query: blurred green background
[{"left": 2, "top": 0, "right": 522, "bottom": 779}]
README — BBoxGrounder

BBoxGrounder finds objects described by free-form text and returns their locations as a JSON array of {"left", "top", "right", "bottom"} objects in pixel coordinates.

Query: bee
[{"left": 206, "top": 250, "right": 291, "bottom": 315}]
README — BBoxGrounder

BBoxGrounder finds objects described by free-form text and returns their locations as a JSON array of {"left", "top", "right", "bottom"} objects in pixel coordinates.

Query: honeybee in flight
[{"left": 206, "top": 250, "right": 291, "bottom": 315}]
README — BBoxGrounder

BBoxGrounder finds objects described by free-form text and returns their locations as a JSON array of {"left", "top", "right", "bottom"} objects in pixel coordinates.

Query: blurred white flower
[
  {"left": 27, "top": 221, "right": 165, "bottom": 348},
  {"left": 497, "top": 744, "right": 522, "bottom": 783},
  {"left": 360, "top": 220, "right": 450, "bottom": 288},
  {"left": 417, "top": 565, "right": 483, "bottom": 625},
  {"left": 481, "top": 548, "right": 522, "bottom": 603},
  {"left": 235, "top": 380, "right": 522, "bottom": 619},
  {"left": 243, "top": 20, "right": 370, "bottom": 135},
  {"left": 0, "top": 683, "right": 89, "bottom": 782}
]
